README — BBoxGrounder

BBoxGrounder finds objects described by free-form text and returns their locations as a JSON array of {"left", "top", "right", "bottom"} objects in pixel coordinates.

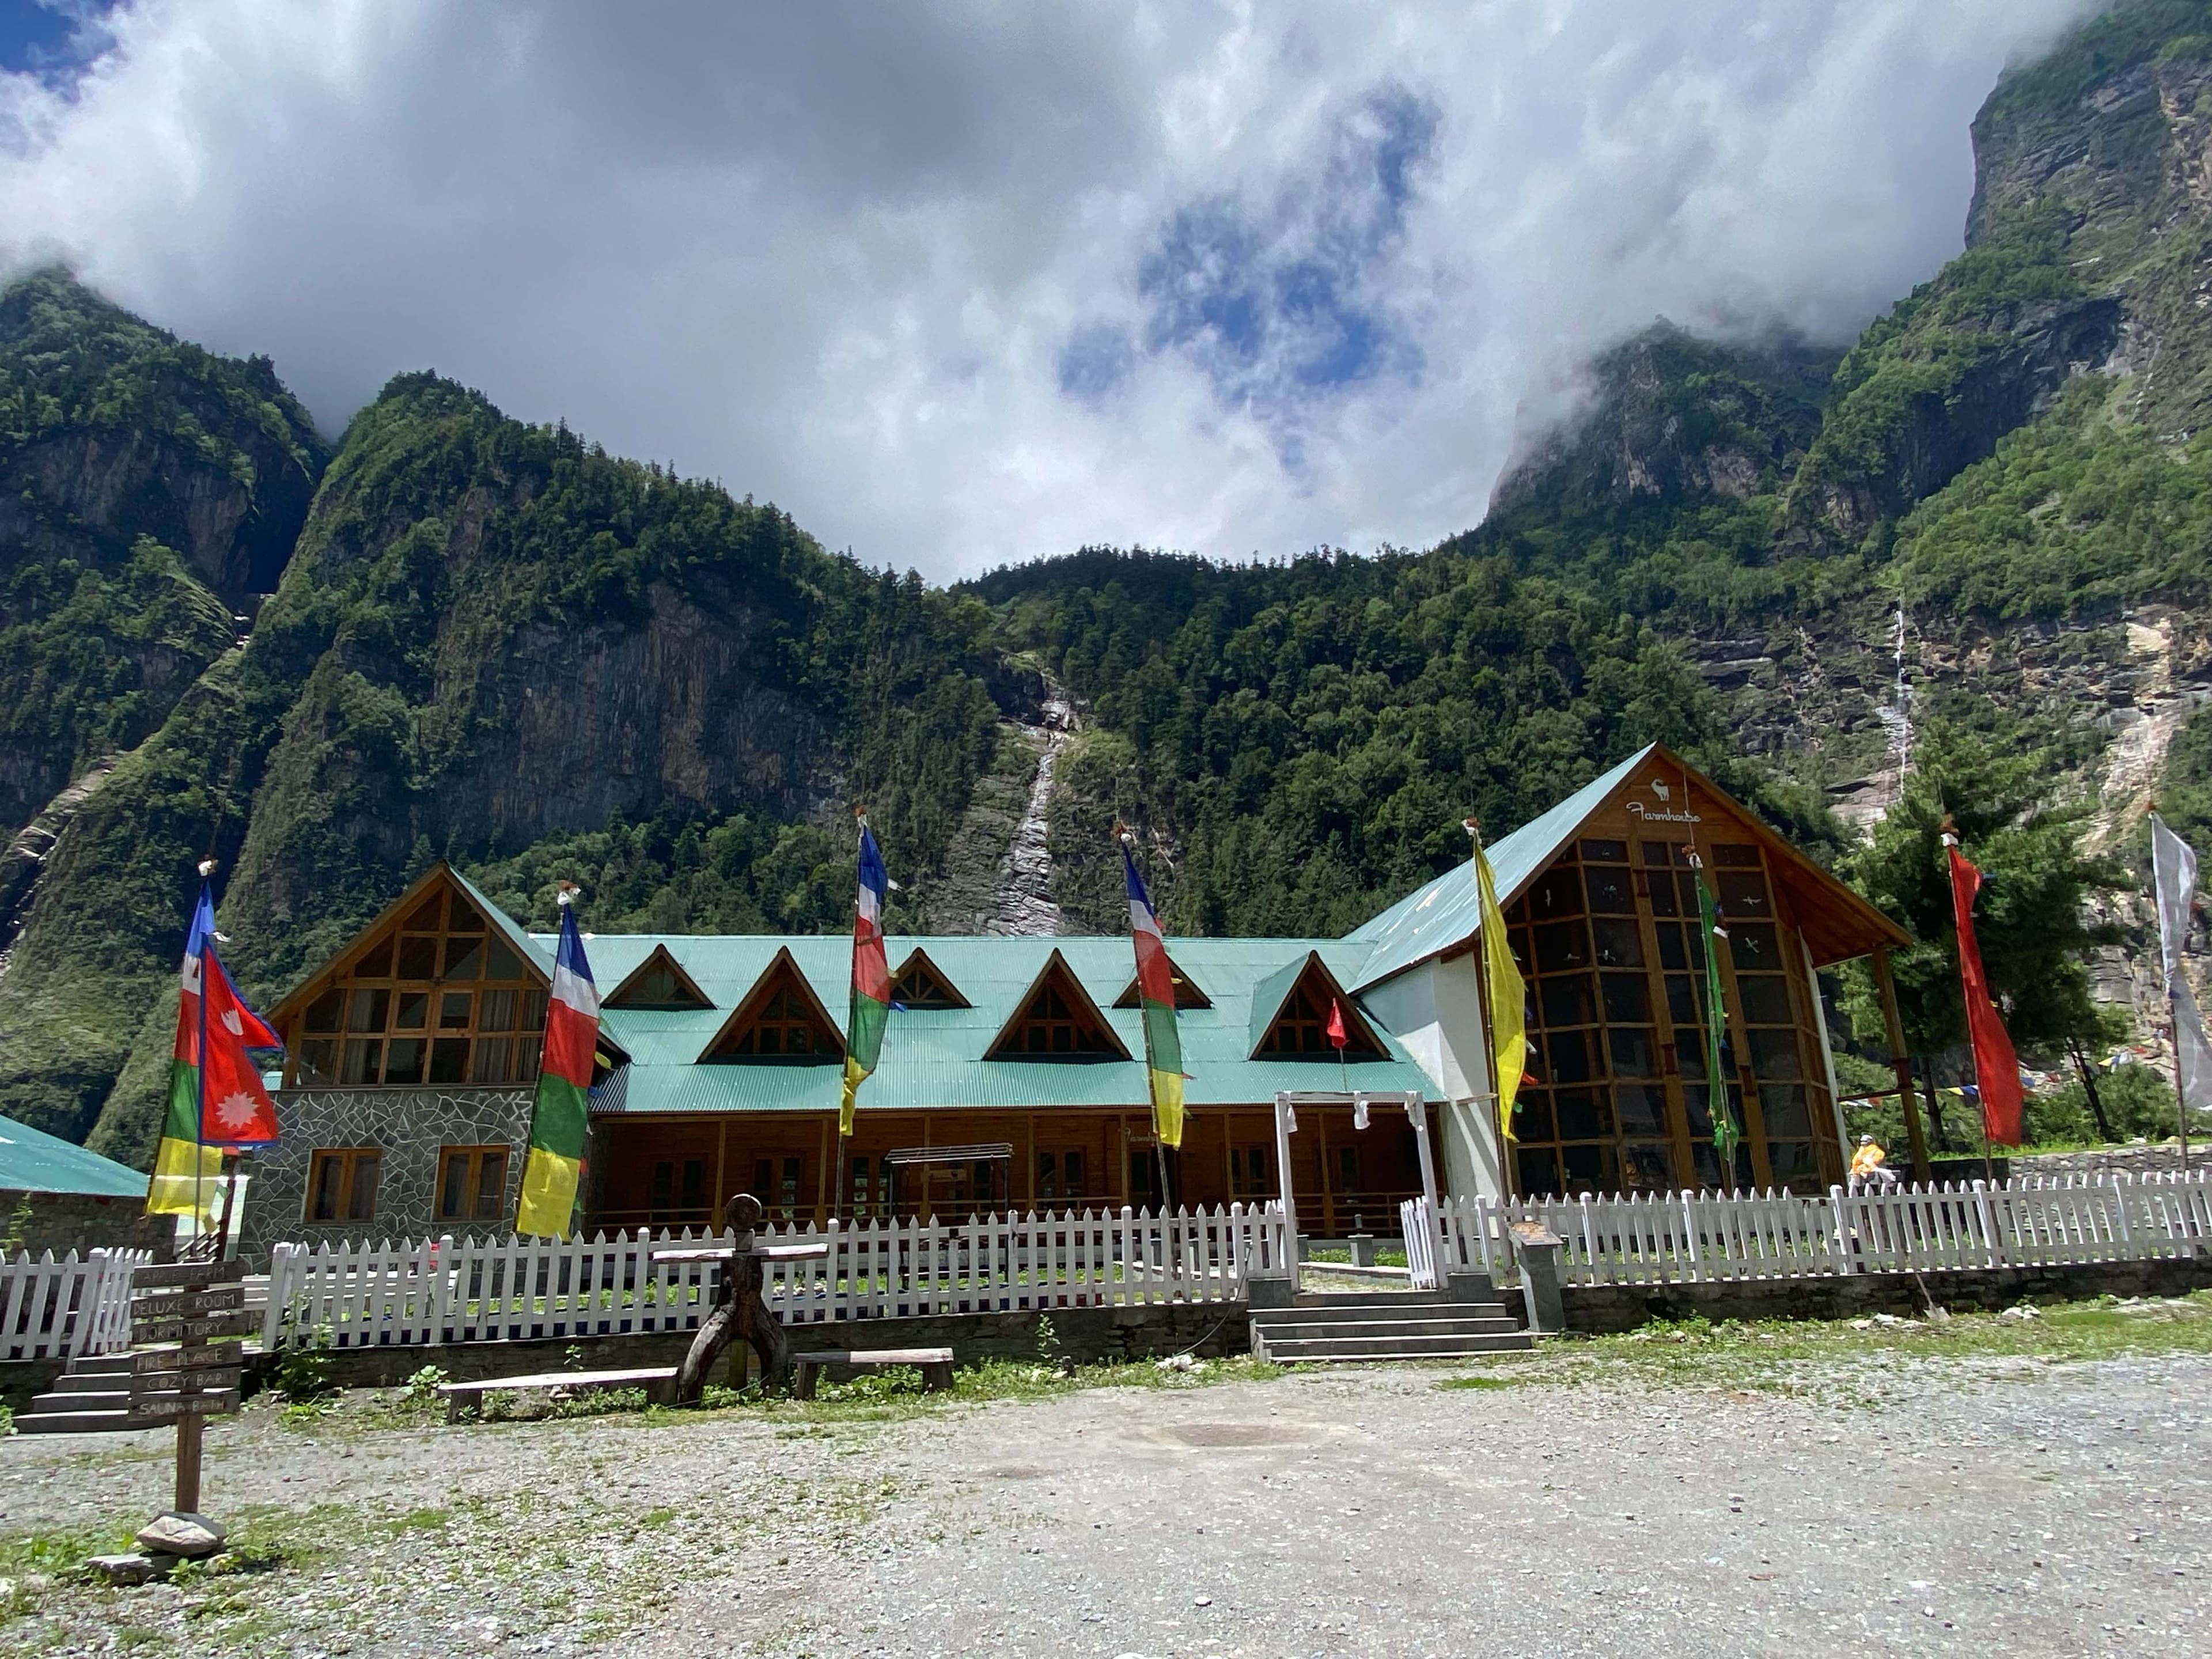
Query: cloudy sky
[{"left": 0, "top": 0, "right": 2096, "bottom": 579}]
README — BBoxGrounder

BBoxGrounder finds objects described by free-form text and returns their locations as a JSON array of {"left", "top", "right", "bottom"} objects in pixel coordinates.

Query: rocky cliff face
[
  {"left": 0, "top": 368, "right": 1007, "bottom": 1158},
  {"left": 0, "top": 270, "right": 326, "bottom": 844},
  {"left": 1489, "top": 327, "right": 1837, "bottom": 520}
]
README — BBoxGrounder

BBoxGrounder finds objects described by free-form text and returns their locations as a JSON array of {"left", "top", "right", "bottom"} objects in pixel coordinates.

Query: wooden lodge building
[{"left": 234, "top": 745, "right": 1913, "bottom": 1256}]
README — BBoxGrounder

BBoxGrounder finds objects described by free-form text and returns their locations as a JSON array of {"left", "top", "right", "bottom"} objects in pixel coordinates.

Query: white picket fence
[
  {"left": 1403, "top": 1171, "right": 2212, "bottom": 1290},
  {"left": 260, "top": 1203, "right": 1293, "bottom": 1350},
  {"left": 0, "top": 1248, "right": 152, "bottom": 1362}
]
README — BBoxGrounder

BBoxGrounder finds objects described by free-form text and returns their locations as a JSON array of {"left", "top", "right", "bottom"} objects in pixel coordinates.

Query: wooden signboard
[
  {"left": 125, "top": 1262, "right": 248, "bottom": 1512},
  {"left": 130, "top": 1259, "right": 247, "bottom": 1291},
  {"left": 131, "top": 1312, "right": 257, "bottom": 1345},
  {"left": 132, "top": 1286, "right": 244, "bottom": 1320}
]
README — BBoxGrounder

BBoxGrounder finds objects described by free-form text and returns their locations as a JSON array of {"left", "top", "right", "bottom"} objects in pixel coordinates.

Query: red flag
[
  {"left": 1946, "top": 839, "right": 2023, "bottom": 1147},
  {"left": 198, "top": 941, "right": 281, "bottom": 1147},
  {"left": 1326, "top": 998, "right": 1348, "bottom": 1051}
]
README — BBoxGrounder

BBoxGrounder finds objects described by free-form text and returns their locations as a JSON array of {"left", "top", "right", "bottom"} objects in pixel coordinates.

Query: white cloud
[{"left": 0, "top": 0, "right": 2097, "bottom": 578}]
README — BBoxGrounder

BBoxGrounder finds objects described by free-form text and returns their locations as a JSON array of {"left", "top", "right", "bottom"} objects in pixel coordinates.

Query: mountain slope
[
  {"left": 0, "top": 368, "right": 1007, "bottom": 1158},
  {"left": 0, "top": 269, "right": 325, "bottom": 865}
]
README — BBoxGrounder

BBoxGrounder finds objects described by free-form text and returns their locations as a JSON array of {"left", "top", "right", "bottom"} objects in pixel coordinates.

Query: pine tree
[{"left": 1841, "top": 721, "right": 2127, "bottom": 1150}]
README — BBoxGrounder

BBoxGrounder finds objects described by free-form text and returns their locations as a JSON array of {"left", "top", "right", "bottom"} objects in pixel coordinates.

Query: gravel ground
[{"left": 2, "top": 1342, "right": 2207, "bottom": 1658}]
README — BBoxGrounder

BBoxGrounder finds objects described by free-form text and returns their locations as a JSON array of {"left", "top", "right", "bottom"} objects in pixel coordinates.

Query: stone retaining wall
[
  {"left": 1, "top": 1190, "right": 176, "bottom": 1258},
  {"left": 256, "top": 1298, "right": 1252, "bottom": 1391},
  {"left": 1544, "top": 1256, "right": 2212, "bottom": 1334}
]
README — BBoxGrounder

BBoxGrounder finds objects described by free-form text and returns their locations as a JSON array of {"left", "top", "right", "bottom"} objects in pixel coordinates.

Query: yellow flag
[
  {"left": 146, "top": 1134, "right": 225, "bottom": 1225},
  {"left": 1473, "top": 842, "right": 1528, "bottom": 1144}
]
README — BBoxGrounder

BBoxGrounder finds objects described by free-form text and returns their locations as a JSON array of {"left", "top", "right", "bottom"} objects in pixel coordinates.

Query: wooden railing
[
  {"left": 1403, "top": 1172, "right": 2212, "bottom": 1290},
  {"left": 259, "top": 1203, "right": 1293, "bottom": 1349},
  {"left": 0, "top": 1248, "right": 152, "bottom": 1362}
]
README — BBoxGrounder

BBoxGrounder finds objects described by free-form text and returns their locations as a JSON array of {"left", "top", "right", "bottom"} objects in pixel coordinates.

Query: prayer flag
[
  {"left": 1469, "top": 830, "right": 1528, "bottom": 1145},
  {"left": 839, "top": 821, "right": 892, "bottom": 1136},
  {"left": 198, "top": 933, "right": 281, "bottom": 1147},
  {"left": 516, "top": 892, "right": 599, "bottom": 1237},
  {"left": 2151, "top": 815, "right": 2212, "bottom": 1129},
  {"left": 147, "top": 883, "right": 233, "bottom": 1222},
  {"left": 1945, "top": 834, "right": 2024, "bottom": 1147},
  {"left": 1122, "top": 838, "right": 1184, "bottom": 1150},
  {"left": 1693, "top": 860, "right": 1741, "bottom": 1182}
]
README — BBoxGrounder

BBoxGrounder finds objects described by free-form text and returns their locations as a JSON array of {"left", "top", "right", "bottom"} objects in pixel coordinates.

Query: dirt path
[{"left": 3, "top": 1348, "right": 2206, "bottom": 1658}]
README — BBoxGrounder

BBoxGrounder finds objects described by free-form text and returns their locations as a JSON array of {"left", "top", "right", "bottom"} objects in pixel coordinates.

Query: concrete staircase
[
  {"left": 12, "top": 1353, "right": 136, "bottom": 1434},
  {"left": 1249, "top": 1288, "right": 1531, "bottom": 1363}
]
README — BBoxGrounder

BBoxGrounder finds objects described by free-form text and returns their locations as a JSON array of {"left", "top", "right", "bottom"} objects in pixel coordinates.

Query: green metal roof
[
  {"left": 550, "top": 933, "right": 1438, "bottom": 1116},
  {"left": 1346, "top": 745, "right": 1656, "bottom": 991},
  {"left": 0, "top": 1112, "right": 151, "bottom": 1198}
]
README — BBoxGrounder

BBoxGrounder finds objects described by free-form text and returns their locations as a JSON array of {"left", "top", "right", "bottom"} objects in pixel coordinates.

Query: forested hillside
[
  {"left": 0, "top": 360, "right": 1008, "bottom": 1161},
  {"left": 8, "top": 0, "right": 2212, "bottom": 1166}
]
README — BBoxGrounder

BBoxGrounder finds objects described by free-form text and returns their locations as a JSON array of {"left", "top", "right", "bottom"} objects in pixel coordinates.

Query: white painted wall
[{"left": 1357, "top": 950, "right": 1506, "bottom": 1201}]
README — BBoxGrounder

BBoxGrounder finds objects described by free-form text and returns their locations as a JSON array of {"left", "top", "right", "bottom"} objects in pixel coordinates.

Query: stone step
[
  {"left": 67, "top": 1354, "right": 135, "bottom": 1377},
  {"left": 1257, "top": 1297, "right": 1510, "bottom": 1321},
  {"left": 26, "top": 1386, "right": 130, "bottom": 1414},
  {"left": 1251, "top": 1315, "right": 1522, "bottom": 1340},
  {"left": 1257, "top": 1331, "right": 1532, "bottom": 1362},
  {"left": 52, "top": 1370, "right": 134, "bottom": 1395},
  {"left": 1289, "top": 1289, "right": 1447, "bottom": 1309},
  {"left": 11, "top": 1406, "right": 137, "bottom": 1434}
]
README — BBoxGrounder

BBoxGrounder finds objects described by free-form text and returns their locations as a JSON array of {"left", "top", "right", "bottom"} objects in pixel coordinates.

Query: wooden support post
[
  {"left": 173, "top": 1415, "right": 204, "bottom": 1514},
  {"left": 1870, "top": 949, "right": 1931, "bottom": 1184}
]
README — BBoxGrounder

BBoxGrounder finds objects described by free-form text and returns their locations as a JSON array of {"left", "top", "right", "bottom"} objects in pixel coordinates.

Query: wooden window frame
[
  {"left": 434, "top": 1143, "right": 512, "bottom": 1226},
  {"left": 306, "top": 1147, "right": 382, "bottom": 1224},
  {"left": 1255, "top": 962, "right": 1385, "bottom": 1059},
  {"left": 700, "top": 949, "right": 847, "bottom": 1065},
  {"left": 285, "top": 883, "right": 546, "bottom": 1090}
]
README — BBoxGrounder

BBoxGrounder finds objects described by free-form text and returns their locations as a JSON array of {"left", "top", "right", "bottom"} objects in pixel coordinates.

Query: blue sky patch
[
  {"left": 0, "top": 0, "right": 115, "bottom": 84},
  {"left": 1066, "top": 82, "right": 1438, "bottom": 457}
]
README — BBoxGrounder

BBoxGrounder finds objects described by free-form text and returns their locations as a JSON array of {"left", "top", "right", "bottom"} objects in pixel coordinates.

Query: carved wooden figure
[{"left": 670, "top": 1194, "right": 796, "bottom": 1402}]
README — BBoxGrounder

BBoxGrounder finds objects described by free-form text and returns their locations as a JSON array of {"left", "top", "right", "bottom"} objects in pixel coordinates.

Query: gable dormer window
[
  {"left": 699, "top": 950, "right": 843, "bottom": 1065},
  {"left": 1252, "top": 953, "right": 1385, "bottom": 1059},
  {"left": 605, "top": 945, "right": 714, "bottom": 1012},
  {"left": 888, "top": 949, "right": 968, "bottom": 1010},
  {"left": 1112, "top": 957, "right": 1211, "bottom": 1010},
  {"left": 985, "top": 952, "right": 1128, "bottom": 1060}
]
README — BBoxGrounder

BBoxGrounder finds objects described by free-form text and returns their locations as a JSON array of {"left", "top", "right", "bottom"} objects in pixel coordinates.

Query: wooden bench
[
  {"left": 791, "top": 1347, "right": 955, "bottom": 1400},
  {"left": 437, "top": 1365, "right": 679, "bottom": 1423}
]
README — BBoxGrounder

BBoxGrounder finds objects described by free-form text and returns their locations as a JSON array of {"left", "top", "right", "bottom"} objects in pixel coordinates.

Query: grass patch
[
  {"left": 1438, "top": 1291, "right": 2212, "bottom": 1404},
  {"left": 1436, "top": 1374, "right": 1525, "bottom": 1391}
]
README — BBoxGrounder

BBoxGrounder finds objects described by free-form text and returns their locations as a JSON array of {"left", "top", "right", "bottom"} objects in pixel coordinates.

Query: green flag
[{"left": 1693, "top": 858, "right": 1740, "bottom": 1187}]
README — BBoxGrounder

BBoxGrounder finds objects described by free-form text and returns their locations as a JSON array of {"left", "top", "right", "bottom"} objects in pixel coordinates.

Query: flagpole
[
  {"left": 194, "top": 861, "right": 214, "bottom": 1251},
  {"left": 2152, "top": 806, "right": 2194, "bottom": 1175},
  {"left": 1464, "top": 819, "right": 1509, "bottom": 1200}
]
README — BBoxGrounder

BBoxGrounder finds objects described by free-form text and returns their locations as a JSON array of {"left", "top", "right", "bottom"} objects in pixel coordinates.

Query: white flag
[{"left": 2150, "top": 814, "right": 2212, "bottom": 1122}]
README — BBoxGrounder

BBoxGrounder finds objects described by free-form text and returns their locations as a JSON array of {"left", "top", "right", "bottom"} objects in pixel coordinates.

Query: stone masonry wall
[
  {"left": 237, "top": 1086, "right": 534, "bottom": 1263},
  {"left": 0, "top": 1189, "right": 177, "bottom": 1259},
  {"left": 1546, "top": 1255, "right": 2212, "bottom": 1334},
  {"left": 256, "top": 1299, "right": 1252, "bottom": 1391}
]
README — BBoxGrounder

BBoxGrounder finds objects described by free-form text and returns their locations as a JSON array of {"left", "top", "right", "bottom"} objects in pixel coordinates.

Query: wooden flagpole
[{"left": 1464, "top": 818, "right": 1510, "bottom": 1200}]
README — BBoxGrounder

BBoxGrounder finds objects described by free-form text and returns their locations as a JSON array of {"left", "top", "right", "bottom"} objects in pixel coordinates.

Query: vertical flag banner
[
  {"left": 516, "top": 891, "right": 600, "bottom": 1237},
  {"left": 199, "top": 931, "right": 281, "bottom": 1147},
  {"left": 1469, "top": 827, "right": 1528, "bottom": 1145},
  {"left": 1122, "top": 836, "right": 1184, "bottom": 1150},
  {"left": 2151, "top": 814, "right": 2211, "bottom": 1129},
  {"left": 1944, "top": 832, "right": 2024, "bottom": 1147},
  {"left": 840, "top": 820, "right": 891, "bottom": 1137},
  {"left": 1692, "top": 859, "right": 1741, "bottom": 1181},
  {"left": 147, "top": 882, "right": 228, "bottom": 1222}
]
